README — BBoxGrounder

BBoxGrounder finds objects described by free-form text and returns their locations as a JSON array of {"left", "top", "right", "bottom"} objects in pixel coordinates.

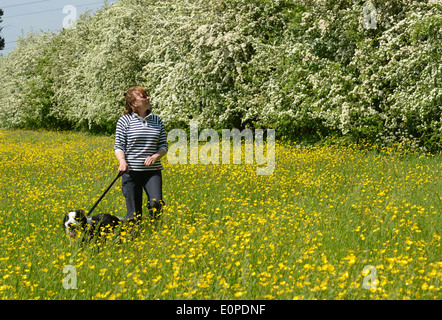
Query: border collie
[{"left": 63, "top": 210, "right": 122, "bottom": 241}]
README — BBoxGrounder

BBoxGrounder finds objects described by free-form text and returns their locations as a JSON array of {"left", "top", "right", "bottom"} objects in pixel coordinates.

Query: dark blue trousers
[{"left": 121, "top": 170, "right": 163, "bottom": 221}]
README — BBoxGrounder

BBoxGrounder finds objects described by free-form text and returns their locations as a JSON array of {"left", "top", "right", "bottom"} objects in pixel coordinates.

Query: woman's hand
[
  {"left": 144, "top": 154, "right": 159, "bottom": 166},
  {"left": 118, "top": 161, "right": 129, "bottom": 173},
  {"left": 145, "top": 149, "right": 167, "bottom": 166}
]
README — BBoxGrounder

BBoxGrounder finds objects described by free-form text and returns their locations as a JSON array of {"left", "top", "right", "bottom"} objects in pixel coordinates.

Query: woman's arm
[
  {"left": 145, "top": 117, "right": 168, "bottom": 167},
  {"left": 116, "top": 150, "right": 129, "bottom": 173},
  {"left": 114, "top": 116, "right": 129, "bottom": 173}
]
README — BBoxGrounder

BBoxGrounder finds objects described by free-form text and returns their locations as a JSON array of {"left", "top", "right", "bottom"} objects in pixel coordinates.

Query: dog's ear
[
  {"left": 62, "top": 212, "right": 69, "bottom": 224},
  {"left": 76, "top": 210, "right": 88, "bottom": 224}
]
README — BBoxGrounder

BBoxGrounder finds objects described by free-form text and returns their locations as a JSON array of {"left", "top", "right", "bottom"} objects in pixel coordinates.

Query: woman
[{"left": 114, "top": 86, "right": 168, "bottom": 223}]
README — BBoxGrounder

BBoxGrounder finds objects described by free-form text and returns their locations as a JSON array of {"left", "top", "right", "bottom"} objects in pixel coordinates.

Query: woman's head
[{"left": 124, "top": 86, "right": 150, "bottom": 115}]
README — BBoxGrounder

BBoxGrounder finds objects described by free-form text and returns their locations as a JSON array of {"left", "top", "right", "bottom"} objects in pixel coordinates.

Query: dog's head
[{"left": 63, "top": 210, "right": 88, "bottom": 238}]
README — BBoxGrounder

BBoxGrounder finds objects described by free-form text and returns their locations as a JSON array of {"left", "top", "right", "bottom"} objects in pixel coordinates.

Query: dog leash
[{"left": 87, "top": 171, "right": 124, "bottom": 217}]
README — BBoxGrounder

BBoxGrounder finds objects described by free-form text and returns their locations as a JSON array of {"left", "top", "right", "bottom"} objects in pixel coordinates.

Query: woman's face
[{"left": 131, "top": 92, "right": 150, "bottom": 112}]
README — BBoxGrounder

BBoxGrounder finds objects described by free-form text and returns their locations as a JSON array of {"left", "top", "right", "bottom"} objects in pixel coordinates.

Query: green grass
[{"left": 0, "top": 129, "right": 440, "bottom": 299}]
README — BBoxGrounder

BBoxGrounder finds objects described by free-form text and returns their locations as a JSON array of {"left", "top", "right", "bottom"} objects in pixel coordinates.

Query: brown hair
[{"left": 123, "top": 86, "right": 149, "bottom": 115}]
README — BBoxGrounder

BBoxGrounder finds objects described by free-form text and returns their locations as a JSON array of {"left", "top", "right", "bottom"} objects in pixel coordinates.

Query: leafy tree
[{"left": 0, "top": 0, "right": 440, "bottom": 152}]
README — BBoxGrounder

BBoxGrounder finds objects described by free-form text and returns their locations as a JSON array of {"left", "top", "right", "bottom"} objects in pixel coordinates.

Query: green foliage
[{"left": 0, "top": 0, "right": 440, "bottom": 152}]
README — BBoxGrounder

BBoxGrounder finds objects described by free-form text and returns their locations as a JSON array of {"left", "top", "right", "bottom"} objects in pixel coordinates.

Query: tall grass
[{"left": 0, "top": 129, "right": 440, "bottom": 299}]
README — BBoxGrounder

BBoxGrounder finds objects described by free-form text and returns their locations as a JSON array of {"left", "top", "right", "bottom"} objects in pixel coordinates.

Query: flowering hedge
[{"left": 0, "top": 0, "right": 440, "bottom": 151}]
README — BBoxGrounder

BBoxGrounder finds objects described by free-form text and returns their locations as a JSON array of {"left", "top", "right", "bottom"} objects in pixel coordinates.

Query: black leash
[{"left": 87, "top": 171, "right": 124, "bottom": 217}]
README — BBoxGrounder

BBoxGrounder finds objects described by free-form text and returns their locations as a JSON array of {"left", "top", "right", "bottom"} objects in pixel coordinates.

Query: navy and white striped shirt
[{"left": 114, "top": 111, "right": 168, "bottom": 171}]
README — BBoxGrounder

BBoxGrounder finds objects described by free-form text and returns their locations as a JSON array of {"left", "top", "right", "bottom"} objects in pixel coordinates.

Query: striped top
[{"left": 114, "top": 111, "right": 168, "bottom": 171}]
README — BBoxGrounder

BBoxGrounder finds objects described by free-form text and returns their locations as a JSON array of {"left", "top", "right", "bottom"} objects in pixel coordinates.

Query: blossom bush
[{"left": 0, "top": 0, "right": 440, "bottom": 151}]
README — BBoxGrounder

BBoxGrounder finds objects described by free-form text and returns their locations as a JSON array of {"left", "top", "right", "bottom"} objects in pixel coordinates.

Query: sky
[{"left": 0, "top": 0, "right": 118, "bottom": 55}]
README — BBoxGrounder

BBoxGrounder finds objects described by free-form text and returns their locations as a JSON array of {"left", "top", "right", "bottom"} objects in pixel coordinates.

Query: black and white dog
[{"left": 63, "top": 210, "right": 122, "bottom": 241}]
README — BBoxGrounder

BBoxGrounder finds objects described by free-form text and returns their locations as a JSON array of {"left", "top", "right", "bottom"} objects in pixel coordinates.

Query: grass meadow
[{"left": 0, "top": 129, "right": 440, "bottom": 300}]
